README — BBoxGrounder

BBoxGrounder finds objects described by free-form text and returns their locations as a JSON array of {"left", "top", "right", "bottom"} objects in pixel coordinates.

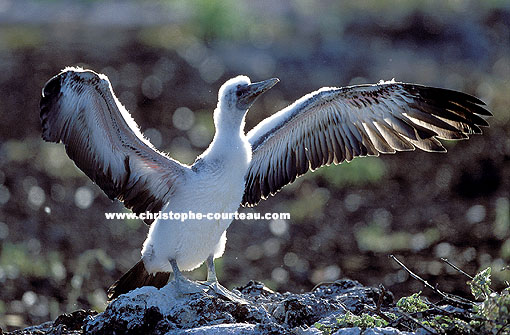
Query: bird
[{"left": 40, "top": 66, "right": 490, "bottom": 302}]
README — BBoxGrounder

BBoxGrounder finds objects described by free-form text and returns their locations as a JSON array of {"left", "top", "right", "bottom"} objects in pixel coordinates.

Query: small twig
[
  {"left": 393, "top": 310, "right": 438, "bottom": 334},
  {"left": 337, "top": 301, "right": 349, "bottom": 313},
  {"left": 387, "top": 315, "right": 415, "bottom": 332},
  {"left": 390, "top": 255, "right": 447, "bottom": 297},
  {"left": 424, "top": 300, "right": 480, "bottom": 333},
  {"left": 441, "top": 258, "right": 473, "bottom": 279},
  {"left": 389, "top": 255, "right": 473, "bottom": 308},
  {"left": 364, "top": 284, "right": 394, "bottom": 324},
  {"left": 375, "top": 284, "right": 385, "bottom": 312},
  {"left": 392, "top": 301, "right": 477, "bottom": 334},
  {"left": 442, "top": 257, "right": 496, "bottom": 299},
  {"left": 387, "top": 315, "right": 416, "bottom": 332},
  {"left": 364, "top": 306, "right": 394, "bottom": 325}
]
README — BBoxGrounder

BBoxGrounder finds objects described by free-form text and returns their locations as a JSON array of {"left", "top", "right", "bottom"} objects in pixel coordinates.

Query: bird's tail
[{"left": 107, "top": 260, "right": 171, "bottom": 301}]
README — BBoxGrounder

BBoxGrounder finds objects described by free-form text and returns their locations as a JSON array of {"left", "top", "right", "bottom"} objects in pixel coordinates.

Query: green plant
[
  {"left": 470, "top": 268, "right": 510, "bottom": 334},
  {"left": 314, "top": 311, "right": 390, "bottom": 334},
  {"left": 314, "top": 266, "right": 510, "bottom": 334},
  {"left": 396, "top": 292, "right": 429, "bottom": 313},
  {"left": 470, "top": 267, "right": 492, "bottom": 300}
]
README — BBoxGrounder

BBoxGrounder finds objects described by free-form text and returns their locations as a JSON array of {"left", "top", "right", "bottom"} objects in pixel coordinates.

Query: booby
[{"left": 40, "top": 67, "right": 490, "bottom": 301}]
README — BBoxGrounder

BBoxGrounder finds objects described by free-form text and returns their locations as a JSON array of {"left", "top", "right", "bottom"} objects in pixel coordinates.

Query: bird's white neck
[{"left": 199, "top": 106, "right": 251, "bottom": 163}]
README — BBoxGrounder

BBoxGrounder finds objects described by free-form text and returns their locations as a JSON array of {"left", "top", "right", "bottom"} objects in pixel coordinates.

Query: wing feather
[
  {"left": 243, "top": 82, "right": 490, "bottom": 206},
  {"left": 40, "top": 67, "right": 188, "bottom": 224}
]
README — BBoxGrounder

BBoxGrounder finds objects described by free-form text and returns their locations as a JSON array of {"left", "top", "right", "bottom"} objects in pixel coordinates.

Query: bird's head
[{"left": 218, "top": 75, "right": 279, "bottom": 113}]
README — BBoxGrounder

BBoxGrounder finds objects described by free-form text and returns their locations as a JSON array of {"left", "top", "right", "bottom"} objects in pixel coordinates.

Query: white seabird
[{"left": 40, "top": 67, "right": 490, "bottom": 301}]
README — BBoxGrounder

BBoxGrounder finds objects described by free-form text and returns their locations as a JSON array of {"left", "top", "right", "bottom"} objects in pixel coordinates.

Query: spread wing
[
  {"left": 243, "top": 81, "right": 491, "bottom": 206},
  {"left": 40, "top": 67, "right": 189, "bottom": 224}
]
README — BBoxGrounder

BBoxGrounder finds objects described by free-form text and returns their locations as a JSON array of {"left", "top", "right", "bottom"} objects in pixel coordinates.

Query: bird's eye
[{"left": 236, "top": 90, "right": 242, "bottom": 97}]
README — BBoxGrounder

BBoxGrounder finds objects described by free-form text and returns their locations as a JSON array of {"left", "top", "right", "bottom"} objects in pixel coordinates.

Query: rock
[
  {"left": 8, "top": 280, "right": 428, "bottom": 335},
  {"left": 54, "top": 310, "right": 99, "bottom": 331}
]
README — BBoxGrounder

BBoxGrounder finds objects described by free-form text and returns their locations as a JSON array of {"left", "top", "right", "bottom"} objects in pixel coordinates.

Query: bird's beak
[{"left": 237, "top": 78, "right": 279, "bottom": 110}]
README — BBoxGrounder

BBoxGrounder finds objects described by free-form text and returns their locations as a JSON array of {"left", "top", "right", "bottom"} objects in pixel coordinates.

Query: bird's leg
[
  {"left": 206, "top": 254, "right": 218, "bottom": 283},
  {"left": 169, "top": 258, "right": 184, "bottom": 281},
  {"left": 168, "top": 259, "right": 207, "bottom": 295},
  {"left": 203, "top": 255, "right": 248, "bottom": 304}
]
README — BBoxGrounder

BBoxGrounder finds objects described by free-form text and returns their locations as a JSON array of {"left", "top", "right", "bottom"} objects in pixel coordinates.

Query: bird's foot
[
  {"left": 202, "top": 281, "right": 249, "bottom": 305},
  {"left": 167, "top": 277, "right": 209, "bottom": 296}
]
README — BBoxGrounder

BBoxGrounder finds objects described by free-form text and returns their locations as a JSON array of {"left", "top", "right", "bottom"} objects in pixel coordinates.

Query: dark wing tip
[{"left": 415, "top": 85, "right": 493, "bottom": 118}]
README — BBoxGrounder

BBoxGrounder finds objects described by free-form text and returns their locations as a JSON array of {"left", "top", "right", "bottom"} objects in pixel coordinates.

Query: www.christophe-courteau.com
[{"left": 105, "top": 211, "right": 290, "bottom": 222}]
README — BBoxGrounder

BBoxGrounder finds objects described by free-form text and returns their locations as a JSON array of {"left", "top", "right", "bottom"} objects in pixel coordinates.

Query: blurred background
[{"left": 0, "top": 0, "right": 509, "bottom": 331}]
